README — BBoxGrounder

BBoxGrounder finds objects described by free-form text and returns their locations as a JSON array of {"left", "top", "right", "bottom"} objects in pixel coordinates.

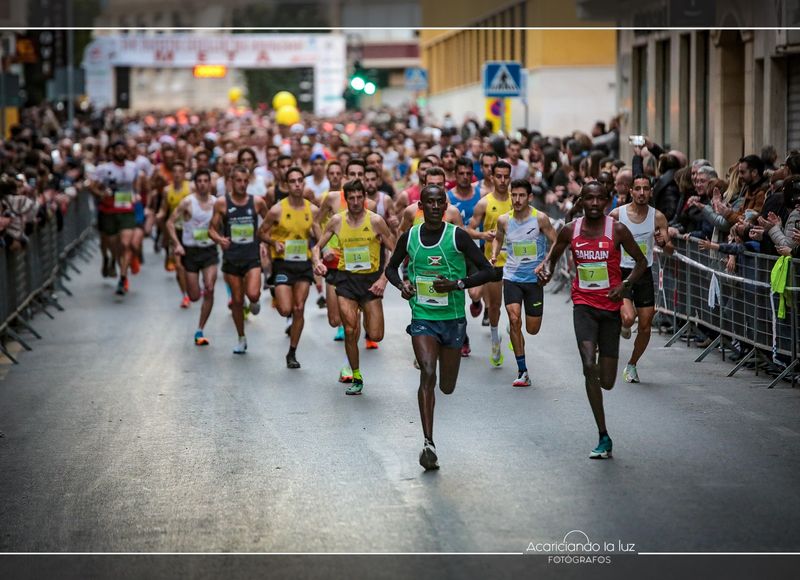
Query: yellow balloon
[
  {"left": 275, "top": 105, "right": 300, "bottom": 126},
  {"left": 228, "top": 87, "right": 243, "bottom": 102},
  {"left": 272, "top": 91, "right": 297, "bottom": 110}
]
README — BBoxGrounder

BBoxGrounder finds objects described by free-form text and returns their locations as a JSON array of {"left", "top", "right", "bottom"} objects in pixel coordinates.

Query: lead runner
[
  {"left": 386, "top": 185, "right": 494, "bottom": 471},
  {"left": 536, "top": 181, "right": 646, "bottom": 459}
]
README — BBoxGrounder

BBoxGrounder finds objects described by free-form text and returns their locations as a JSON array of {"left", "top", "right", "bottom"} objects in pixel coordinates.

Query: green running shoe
[
  {"left": 346, "top": 378, "right": 363, "bottom": 396},
  {"left": 490, "top": 341, "right": 504, "bottom": 367},
  {"left": 589, "top": 434, "right": 613, "bottom": 459},
  {"left": 339, "top": 365, "right": 353, "bottom": 383},
  {"left": 623, "top": 364, "right": 640, "bottom": 383}
]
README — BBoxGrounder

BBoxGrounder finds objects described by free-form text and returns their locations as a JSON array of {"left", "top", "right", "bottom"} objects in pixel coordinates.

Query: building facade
[
  {"left": 419, "top": 0, "right": 617, "bottom": 135},
  {"left": 578, "top": 0, "right": 800, "bottom": 170}
]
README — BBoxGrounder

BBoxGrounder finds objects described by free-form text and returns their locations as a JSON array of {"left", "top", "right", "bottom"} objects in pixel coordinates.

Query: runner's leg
[
  {"left": 244, "top": 267, "right": 262, "bottom": 305},
  {"left": 225, "top": 274, "right": 246, "bottom": 338},
  {"left": 412, "top": 335, "right": 441, "bottom": 442},
  {"left": 337, "top": 296, "right": 362, "bottom": 371},
  {"left": 199, "top": 265, "right": 217, "bottom": 331},
  {"left": 361, "top": 298, "right": 385, "bottom": 343},
  {"left": 289, "top": 281, "right": 311, "bottom": 349},
  {"left": 629, "top": 306, "right": 655, "bottom": 365}
]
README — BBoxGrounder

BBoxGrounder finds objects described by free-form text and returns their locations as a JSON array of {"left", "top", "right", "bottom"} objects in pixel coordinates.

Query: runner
[
  {"left": 316, "top": 159, "right": 378, "bottom": 342},
  {"left": 158, "top": 159, "right": 192, "bottom": 308},
  {"left": 466, "top": 160, "right": 513, "bottom": 366},
  {"left": 441, "top": 146, "right": 458, "bottom": 189},
  {"left": 610, "top": 176, "right": 674, "bottom": 383},
  {"left": 304, "top": 153, "right": 330, "bottom": 201},
  {"left": 491, "top": 179, "right": 558, "bottom": 386},
  {"left": 447, "top": 156, "right": 484, "bottom": 352},
  {"left": 385, "top": 185, "right": 494, "bottom": 470},
  {"left": 166, "top": 169, "right": 219, "bottom": 345},
  {"left": 399, "top": 167, "right": 463, "bottom": 232},
  {"left": 536, "top": 181, "right": 647, "bottom": 459},
  {"left": 475, "top": 151, "right": 497, "bottom": 198},
  {"left": 208, "top": 165, "right": 269, "bottom": 354},
  {"left": 394, "top": 157, "right": 434, "bottom": 214},
  {"left": 312, "top": 179, "right": 396, "bottom": 394},
  {"left": 364, "top": 165, "right": 397, "bottom": 227},
  {"left": 259, "top": 166, "right": 321, "bottom": 368},
  {"left": 90, "top": 139, "right": 141, "bottom": 296}
]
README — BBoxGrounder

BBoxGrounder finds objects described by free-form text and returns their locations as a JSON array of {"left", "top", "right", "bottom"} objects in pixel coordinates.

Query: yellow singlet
[
  {"left": 483, "top": 192, "right": 512, "bottom": 266},
  {"left": 271, "top": 198, "right": 313, "bottom": 261},
  {"left": 336, "top": 210, "right": 382, "bottom": 274}
]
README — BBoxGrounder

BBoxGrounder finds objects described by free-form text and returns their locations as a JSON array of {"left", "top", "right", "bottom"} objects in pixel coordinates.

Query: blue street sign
[
  {"left": 483, "top": 61, "right": 522, "bottom": 98},
  {"left": 404, "top": 67, "right": 429, "bottom": 91}
]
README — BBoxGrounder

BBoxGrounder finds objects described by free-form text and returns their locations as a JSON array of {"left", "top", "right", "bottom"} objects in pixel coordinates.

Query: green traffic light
[{"left": 350, "top": 76, "right": 366, "bottom": 91}]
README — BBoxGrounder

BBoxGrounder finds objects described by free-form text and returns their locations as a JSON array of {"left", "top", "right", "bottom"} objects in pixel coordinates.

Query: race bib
[
  {"left": 230, "top": 223, "right": 254, "bottom": 244},
  {"left": 192, "top": 227, "right": 213, "bottom": 246},
  {"left": 114, "top": 191, "right": 133, "bottom": 209},
  {"left": 577, "top": 262, "right": 610, "bottom": 290},
  {"left": 415, "top": 276, "right": 448, "bottom": 307},
  {"left": 343, "top": 245, "right": 370, "bottom": 271},
  {"left": 284, "top": 239, "right": 308, "bottom": 261},
  {"left": 623, "top": 241, "right": 649, "bottom": 259},
  {"left": 512, "top": 240, "right": 537, "bottom": 260}
]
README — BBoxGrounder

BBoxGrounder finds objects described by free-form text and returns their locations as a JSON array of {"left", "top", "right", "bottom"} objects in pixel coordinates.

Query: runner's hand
[
  {"left": 535, "top": 262, "right": 551, "bottom": 285},
  {"left": 313, "top": 260, "right": 327, "bottom": 277},
  {"left": 483, "top": 230, "right": 496, "bottom": 242},
  {"left": 274, "top": 241, "right": 285, "bottom": 255},
  {"left": 400, "top": 280, "right": 415, "bottom": 300},
  {"left": 174, "top": 244, "right": 186, "bottom": 257},
  {"left": 369, "top": 277, "right": 387, "bottom": 297},
  {"left": 432, "top": 275, "right": 457, "bottom": 293},
  {"left": 219, "top": 237, "right": 232, "bottom": 251},
  {"left": 607, "top": 284, "right": 625, "bottom": 302}
]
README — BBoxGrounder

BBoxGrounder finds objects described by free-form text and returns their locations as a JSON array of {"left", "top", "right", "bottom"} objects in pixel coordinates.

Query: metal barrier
[
  {"left": 0, "top": 190, "right": 96, "bottom": 364},
  {"left": 654, "top": 237, "right": 799, "bottom": 388}
]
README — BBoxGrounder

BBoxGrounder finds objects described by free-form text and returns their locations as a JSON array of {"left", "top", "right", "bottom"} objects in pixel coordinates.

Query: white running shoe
[
  {"left": 233, "top": 337, "right": 248, "bottom": 354},
  {"left": 512, "top": 371, "right": 531, "bottom": 387}
]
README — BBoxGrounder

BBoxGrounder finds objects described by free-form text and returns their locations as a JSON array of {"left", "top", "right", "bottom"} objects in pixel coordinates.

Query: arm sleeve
[
  {"left": 701, "top": 205, "right": 732, "bottom": 230},
  {"left": 716, "top": 242, "right": 746, "bottom": 256},
  {"left": 385, "top": 231, "right": 409, "bottom": 288},
  {"left": 455, "top": 228, "right": 495, "bottom": 288}
]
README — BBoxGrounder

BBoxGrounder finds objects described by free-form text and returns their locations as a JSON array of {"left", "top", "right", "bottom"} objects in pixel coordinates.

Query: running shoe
[
  {"left": 115, "top": 278, "right": 125, "bottom": 296},
  {"left": 481, "top": 310, "right": 490, "bottom": 327},
  {"left": 165, "top": 257, "right": 176, "bottom": 272},
  {"left": 490, "top": 341, "right": 504, "bottom": 367},
  {"left": 316, "top": 295, "right": 327, "bottom": 309},
  {"left": 590, "top": 434, "right": 613, "bottom": 459},
  {"left": 623, "top": 364, "right": 640, "bottom": 384},
  {"left": 365, "top": 339, "right": 380, "bottom": 350},
  {"left": 122, "top": 277, "right": 129, "bottom": 293},
  {"left": 233, "top": 337, "right": 247, "bottom": 355},
  {"left": 469, "top": 300, "right": 483, "bottom": 318},
  {"left": 286, "top": 352, "right": 301, "bottom": 369},
  {"left": 181, "top": 295, "right": 190, "bottom": 309},
  {"left": 339, "top": 365, "right": 354, "bottom": 383},
  {"left": 512, "top": 371, "right": 531, "bottom": 387},
  {"left": 419, "top": 440, "right": 439, "bottom": 471},
  {"left": 346, "top": 378, "right": 364, "bottom": 395},
  {"left": 620, "top": 326, "right": 632, "bottom": 340},
  {"left": 194, "top": 331, "right": 209, "bottom": 346},
  {"left": 249, "top": 300, "right": 261, "bottom": 316},
  {"left": 460, "top": 342, "right": 471, "bottom": 357},
  {"left": 130, "top": 255, "right": 141, "bottom": 275},
  {"left": 333, "top": 326, "right": 345, "bottom": 341}
]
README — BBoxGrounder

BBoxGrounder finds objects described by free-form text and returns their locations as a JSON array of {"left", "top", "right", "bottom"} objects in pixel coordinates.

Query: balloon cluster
[{"left": 272, "top": 91, "right": 300, "bottom": 126}]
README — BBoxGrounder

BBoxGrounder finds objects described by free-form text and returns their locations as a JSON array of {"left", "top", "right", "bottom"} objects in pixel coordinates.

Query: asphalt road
[{"left": 2, "top": 243, "right": 800, "bottom": 554}]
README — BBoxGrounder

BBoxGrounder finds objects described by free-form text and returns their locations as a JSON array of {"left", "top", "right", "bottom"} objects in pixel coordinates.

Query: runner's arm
[
  {"left": 166, "top": 197, "right": 189, "bottom": 250},
  {"left": 538, "top": 212, "right": 558, "bottom": 245},
  {"left": 208, "top": 198, "right": 229, "bottom": 249},
  {"left": 399, "top": 205, "right": 415, "bottom": 233},
  {"left": 258, "top": 204, "right": 281, "bottom": 247},
  {"left": 456, "top": 228, "right": 494, "bottom": 287},
  {"left": 311, "top": 215, "right": 341, "bottom": 274},
  {"left": 446, "top": 205, "right": 464, "bottom": 228},
  {"left": 465, "top": 199, "right": 490, "bottom": 240},
  {"left": 491, "top": 215, "right": 507, "bottom": 264},
  {"left": 613, "top": 222, "right": 647, "bottom": 299},
  {"left": 385, "top": 231, "right": 409, "bottom": 290},
  {"left": 536, "top": 223, "right": 573, "bottom": 285}
]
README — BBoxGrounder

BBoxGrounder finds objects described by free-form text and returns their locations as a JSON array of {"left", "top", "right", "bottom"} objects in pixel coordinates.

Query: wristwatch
[
  {"left": 456, "top": 279, "right": 466, "bottom": 290},
  {"left": 622, "top": 279, "right": 632, "bottom": 290}
]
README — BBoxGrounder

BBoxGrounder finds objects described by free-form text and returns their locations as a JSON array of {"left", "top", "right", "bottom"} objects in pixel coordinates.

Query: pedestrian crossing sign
[
  {"left": 405, "top": 67, "right": 429, "bottom": 91},
  {"left": 483, "top": 61, "right": 523, "bottom": 97}
]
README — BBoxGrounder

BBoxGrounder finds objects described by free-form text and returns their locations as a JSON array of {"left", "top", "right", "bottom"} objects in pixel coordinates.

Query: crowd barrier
[
  {"left": 0, "top": 190, "right": 96, "bottom": 363},
  {"left": 653, "top": 237, "right": 799, "bottom": 388}
]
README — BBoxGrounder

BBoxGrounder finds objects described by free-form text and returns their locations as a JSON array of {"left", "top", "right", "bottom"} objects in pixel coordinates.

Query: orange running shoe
[
  {"left": 123, "top": 277, "right": 130, "bottom": 293},
  {"left": 181, "top": 295, "right": 190, "bottom": 309},
  {"left": 130, "top": 255, "right": 141, "bottom": 275},
  {"left": 165, "top": 256, "right": 176, "bottom": 272},
  {"left": 365, "top": 339, "right": 380, "bottom": 350}
]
